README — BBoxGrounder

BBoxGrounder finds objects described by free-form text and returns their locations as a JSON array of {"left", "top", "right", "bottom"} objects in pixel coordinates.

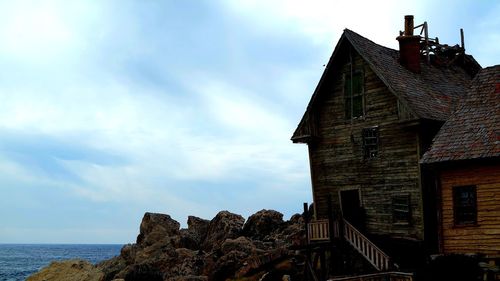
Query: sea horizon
[
  {"left": 0, "top": 242, "right": 126, "bottom": 245},
  {"left": 0, "top": 243, "right": 122, "bottom": 281}
]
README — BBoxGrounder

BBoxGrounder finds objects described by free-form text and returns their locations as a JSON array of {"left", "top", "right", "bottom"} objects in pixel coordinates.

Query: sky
[{"left": 0, "top": 0, "right": 498, "bottom": 244}]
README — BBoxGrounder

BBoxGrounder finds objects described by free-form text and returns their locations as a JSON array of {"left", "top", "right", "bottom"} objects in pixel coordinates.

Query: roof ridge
[{"left": 343, "top": 29, "right": 397, "bottom": 52}]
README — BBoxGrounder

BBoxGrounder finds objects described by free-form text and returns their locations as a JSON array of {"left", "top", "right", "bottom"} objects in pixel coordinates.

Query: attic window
[
  {"left": 393, "top": 194, "right": 411, "bottom": 224},
  {"left": 453, "top": 185, "right": 477, "bottom": 226},
  {"left": 344, "top": 71, "right": 364, "bottom": 119},
  {"left": 362, "top": 127, "right": 378, "bottom": 159}
]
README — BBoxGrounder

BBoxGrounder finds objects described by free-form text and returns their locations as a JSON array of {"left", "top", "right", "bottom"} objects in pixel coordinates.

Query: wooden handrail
[
  {"left": 307, "top": 219, "right": 341, "bottom": 242},
  {"left": 306, "top": 218, "right": 392, "bottom": 271},
  {"left": 343, "top": 219, "right": 391, "bottom": 271},
  {"left": 308, "top": 219, "right": 330, "bottom": 242},
  {"left": 329, "top": 271, "right": 413, "bottom": 281}
]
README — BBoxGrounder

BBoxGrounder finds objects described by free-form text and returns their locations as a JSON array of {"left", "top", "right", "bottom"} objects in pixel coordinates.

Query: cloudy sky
[{"left": 0, "top": 0, "right": 498, "bottom": 244}]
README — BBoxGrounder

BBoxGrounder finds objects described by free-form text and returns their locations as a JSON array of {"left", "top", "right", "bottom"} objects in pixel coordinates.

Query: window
[
  {"left": 392, "top": 194, "right": 411, "bottom": 224},
  {"left": 345, "top": 71, "right": 364, "bottom": 119},
  {"left": 453, "top": 185, "right": 477, "bottom": 226},
  {"left": 362, "top": 127, "right": 379, "bottom": 159}
]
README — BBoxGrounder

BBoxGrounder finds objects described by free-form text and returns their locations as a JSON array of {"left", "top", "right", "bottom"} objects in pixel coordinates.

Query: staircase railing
[
  {"left": 343, "top": 219, "right": 391, "bottom": 271},
  {"left": 329, "top": 271, "right": 413, "bottom": 281},
  {"left": 308, "top": 219, "right": 330, "bottom": 242},
  {"left": 307, "top": 219, "right": 341, "bottom": 242}
]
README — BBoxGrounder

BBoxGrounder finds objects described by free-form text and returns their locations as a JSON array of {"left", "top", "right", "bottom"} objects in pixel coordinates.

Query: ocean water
[{"left": 0, "top": 244, "right": 122, "bottom": 281}]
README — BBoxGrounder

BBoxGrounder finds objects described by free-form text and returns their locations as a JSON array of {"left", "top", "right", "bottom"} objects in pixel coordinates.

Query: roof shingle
[{"left": 421, "top": 65, "right": 500, "bottom": 163}]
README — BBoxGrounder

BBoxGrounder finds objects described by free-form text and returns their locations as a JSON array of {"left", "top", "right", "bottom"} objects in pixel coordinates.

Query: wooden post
[
  {"left": 304, "top": 202, "right": 310, "bottom": 244},
  {"left": 303, "top": 202, "right": 311, "bottom": 281},
  {"left": 424, "top": 21, "right": 430, "bottom": 64},
  {"left": 460, "top": 28, "right": 465, "bottom": 51},
  {"left": 320, "top": 249, "right": 327, "bottom": 280},
  {"left": 328, "top": 194, "right": 335, "bottom": 241},
  {"left": 327, "top": 194, "right": 335, "bottom": 275},
  {"left": 338, "top": 213, "right": 346, "bottom": 274}
]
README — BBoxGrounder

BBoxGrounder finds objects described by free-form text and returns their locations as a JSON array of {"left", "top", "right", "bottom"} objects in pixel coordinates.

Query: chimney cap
[{"left": 404, "top": 15, "right": 415, "bottom": 36}]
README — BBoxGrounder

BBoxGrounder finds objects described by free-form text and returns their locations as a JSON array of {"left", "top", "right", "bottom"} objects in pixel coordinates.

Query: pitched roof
[
  {"left": 421, "top": 65, "right": 500, "bottom": 163},
  {"left": 292, "top": 29, "right": 478, "bottom": 142}
]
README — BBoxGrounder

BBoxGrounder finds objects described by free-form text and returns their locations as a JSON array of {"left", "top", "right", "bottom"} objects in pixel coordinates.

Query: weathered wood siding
[
  {"left": 440, "top": 164, "right": 500, "bottom": 257},
  {"left": 309, "top": 51, "right": 424, "bottom": 239}
]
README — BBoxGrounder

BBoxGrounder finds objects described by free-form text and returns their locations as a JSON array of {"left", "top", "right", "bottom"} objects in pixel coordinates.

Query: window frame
[
  {"left": 392, "top": 194, "right": 411, "bottom": 225},
  {"left": 453, "top": 185, "right": 478, "bottom": 227},
  {"left": 362, "top": 127, "right": 379, "bottom": 159},
  {"left": 344, "top": 69, "right": 365, "bottom": 120}
]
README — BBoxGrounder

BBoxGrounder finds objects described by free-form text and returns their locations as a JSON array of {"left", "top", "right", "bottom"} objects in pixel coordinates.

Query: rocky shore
[{"left": 27, "top": 209, "right": 306, "bottom": 281}]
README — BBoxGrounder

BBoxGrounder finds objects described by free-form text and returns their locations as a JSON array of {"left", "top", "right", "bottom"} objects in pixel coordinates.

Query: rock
[
  {"left": 273, "top": 217, "right": 305, "bottom": 248},
  {"left": 26, "top": 260, "right": 103, "bottom": 281},
  {"left": 207, "top": 250, "right": 251, "bottom": 281},
  {"left": 187, "top": 216, "right": 209, "bottom": 244},
  {"left": 179, "top": 229, "right": 199, "bottom": 250},
  {"left": 29, "top": 210, "right": 306, "bottom": 281},
  {"left": 188, "top": 216, "right": 209, "bottom": 239},
  {"left": 202, "top": 211, "right": 245, "bottom": 251},
  {"left": 137, "top": 212, "right": 180, "bottom": 246},
  {"left": 134, "top": 239, "right": 177, "bottom": 264},
  {"left": 243, "top": 209, "right": 284, "bottom": 240},
  {"left": 166, "top": 276, "right": 208, "bottom": 281},
  {"left": 120, "top": 244, "right": 138, "bottom": 264},
  {"left": 179, "top": 216, "right": 210, "bottom": 250},
  {"left": 167, "top": 248, "right": 203, "bottom": 277},
  {"left": 97, "top": 256, "right": 127, "bottom": 281},
  {"left": 123, "top": 263, "right": 164, "bottom": 281},
  {"left": 289, "top": 213, "right": 303, "bottom": 224},
  {"left": 221, "top": 236, "right": 257, "bottom": 255}
]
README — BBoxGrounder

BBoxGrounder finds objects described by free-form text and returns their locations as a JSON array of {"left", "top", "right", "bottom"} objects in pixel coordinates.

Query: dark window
[
  {"left": 453, "top": 185, "right": 477, "bottom": 226},
  {"left": 362, "top": 127, "right": 378, "bottom": 159},
  {"left": 345, "top": 71, "right": 364, "bottom": 119},
  {"left": 393, "top": 194, "right": 411, "bottom": 224}
]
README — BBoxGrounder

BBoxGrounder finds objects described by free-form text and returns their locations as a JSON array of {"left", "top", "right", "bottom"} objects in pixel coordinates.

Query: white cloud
[
  {"left": 221, "top": 0, "right": 426, "bottom": 48},
  {"left": 0, "top": 1, "right": 97, "bottom": 63}
]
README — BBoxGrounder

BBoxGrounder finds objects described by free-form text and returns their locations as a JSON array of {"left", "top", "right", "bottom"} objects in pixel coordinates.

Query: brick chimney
[{"left": 396, "top": 15, "right": 421, "bottom": 73}]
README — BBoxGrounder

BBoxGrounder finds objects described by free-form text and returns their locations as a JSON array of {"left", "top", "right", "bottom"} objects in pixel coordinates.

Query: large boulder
[
  {"left": 187, "top": 216, "right": 209, "bottom": 243},
  {"left": 179, "top": 216, "right": 210, "bottom": 250},
  {"left": 242, "top": 209, "right": 284, "bottom": 240},
  {"left": 202, "top": 211, "right": 244, "bottom": 251},
  {"left": 137, "top": 212, "right": 180, "bottom": 246},
  {"left": 26, "top": 260, "right": 103, "bottom": 281}
]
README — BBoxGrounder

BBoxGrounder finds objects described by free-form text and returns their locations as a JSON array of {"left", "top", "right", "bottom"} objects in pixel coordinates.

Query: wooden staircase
[
  {"left": 306, "top": 218, "right": 392, "bottom": 271},
  {"left": 342, "top": 220, "right": 391, "bottom": 271}
]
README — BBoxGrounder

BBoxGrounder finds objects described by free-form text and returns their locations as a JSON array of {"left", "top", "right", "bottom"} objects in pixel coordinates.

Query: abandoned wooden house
[{"left": 292, "top": 15, "right": 498, "bottom": 279}]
